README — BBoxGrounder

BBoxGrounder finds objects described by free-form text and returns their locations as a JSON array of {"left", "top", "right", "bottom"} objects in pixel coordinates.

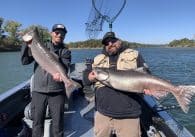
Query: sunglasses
[
  {"left": 104, "top": 38, "right": 118, "bottom": 46},
  {"left": 54, "top": 31, "right": 65, "bottom": 37}
]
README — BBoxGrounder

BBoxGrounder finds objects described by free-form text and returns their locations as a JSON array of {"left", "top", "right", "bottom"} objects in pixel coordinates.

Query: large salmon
[
  {"left": 92, "top": 67, "right": 195, "bottom": 113},
  {"left": 22, "top": 27, "right": 81, "bottom": 98}
]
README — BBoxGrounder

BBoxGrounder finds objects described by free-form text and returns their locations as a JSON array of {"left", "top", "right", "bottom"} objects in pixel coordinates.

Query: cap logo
[{"left": 56, "top": 24, "right": 64, "bottom": 29}]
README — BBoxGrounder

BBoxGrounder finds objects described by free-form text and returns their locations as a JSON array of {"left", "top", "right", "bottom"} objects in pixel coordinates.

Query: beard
[
  {"left": 107, "top": 45, "right": 120, "bottom": 56},
  {"left": 107, "top": 50, "right": 118, "bottom": 56}
]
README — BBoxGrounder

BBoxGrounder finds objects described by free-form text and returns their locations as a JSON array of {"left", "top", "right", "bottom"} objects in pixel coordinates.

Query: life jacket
[{"left": 92, "top": 48, "right": 139, "bottom": 88}]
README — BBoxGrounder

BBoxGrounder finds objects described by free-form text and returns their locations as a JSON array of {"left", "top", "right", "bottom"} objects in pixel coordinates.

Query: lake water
[{"left": 0, "top": 48, "right": 195, "bottom": 135}]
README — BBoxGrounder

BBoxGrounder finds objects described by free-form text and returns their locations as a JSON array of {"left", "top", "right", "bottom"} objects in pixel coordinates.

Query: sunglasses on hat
[
  {"left": 104, "top": 38, "right": 118, "bottom": 46},
  {"left": 54, "top": 30, "right": 65, "bottom": 37}
]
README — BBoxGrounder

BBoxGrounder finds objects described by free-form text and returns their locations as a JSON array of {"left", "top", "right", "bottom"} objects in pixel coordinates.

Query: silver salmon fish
[
  {"left": 92, "top": 67, "right": 195, "bottom": 113},
  {"left": 22, "top": 27, "right": 81, "bottom": 98}
]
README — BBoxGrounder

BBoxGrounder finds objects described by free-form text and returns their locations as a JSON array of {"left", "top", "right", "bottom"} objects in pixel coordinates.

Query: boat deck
[
  {"left": 63, "top": 91, "right": 94, "bottom": 137},
  {"left": 22, "top": 90, "right": 95, "bottom": 137}
]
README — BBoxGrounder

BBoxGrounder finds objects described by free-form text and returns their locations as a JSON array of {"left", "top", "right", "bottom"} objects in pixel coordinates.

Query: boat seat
[{"left": 24, "top": 102, "right": 51, "bottom": 120}]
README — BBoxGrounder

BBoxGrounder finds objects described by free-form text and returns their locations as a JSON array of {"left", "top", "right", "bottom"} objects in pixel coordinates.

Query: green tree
[
  {"left": 0, "top": 17, "right": 4, "bottom": 45},
  {"left": 22, "top": 25, "right": 50, "bottom": 42},
  {"left": 168, "top": 38, "right": 195, "bottom": 47},
  {"left": 0, "top": 17, "right": 4, "bottom": 38},
  {"left": 4, "top": 20, "right": 22, "bottom": 46}
]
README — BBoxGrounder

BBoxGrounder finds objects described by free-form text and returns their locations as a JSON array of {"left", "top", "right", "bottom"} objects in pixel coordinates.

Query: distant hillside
[
  {"left": 66, "top": 39, "right": 163, "bottom": 49},
  {"left": 0, "top": 39, "right": 166, "bottom": 52},
  {"left": 168, "top": 38, "right": 195, "bottom": 47}
]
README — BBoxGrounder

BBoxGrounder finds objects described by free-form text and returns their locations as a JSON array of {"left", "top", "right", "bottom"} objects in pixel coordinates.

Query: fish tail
[
  {"left": 64, "top": 79, "right": 82, "bottom": 98},
  {"left": 174, "top": 85, "right": 195, "bottom": 113}
]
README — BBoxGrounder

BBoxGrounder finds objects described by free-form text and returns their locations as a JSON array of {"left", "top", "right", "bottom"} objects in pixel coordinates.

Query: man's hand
[
  {"left": 26, "top": 39, "right": 33, "bottom": 47},
  {"left": 88, "top": 71, "right": 97, "bottom": 82},
  {"left": 22, "top": 34, "right": 33, "bottom": 47},
  {"left": 52, "top": 73, "right": 62, "bottom": 82}
]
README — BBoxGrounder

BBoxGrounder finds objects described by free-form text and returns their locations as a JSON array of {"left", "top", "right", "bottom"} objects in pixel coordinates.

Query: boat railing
[
  {"left": 0, "top": 80, "right": 30, "bottom": 103},
  {"left": 143, "top": 95, "right": 194, "bottom": 137}
]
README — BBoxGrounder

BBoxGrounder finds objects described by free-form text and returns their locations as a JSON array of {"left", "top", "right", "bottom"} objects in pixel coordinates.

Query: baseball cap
[
  {"left": 52, "top": 24, "right": 67, "bottom": 33},
  {"left": 102, "top": 32, "right": 118, "bottom": 45}
]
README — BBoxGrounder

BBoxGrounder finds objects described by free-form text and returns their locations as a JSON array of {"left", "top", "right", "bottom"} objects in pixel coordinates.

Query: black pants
[{"left": 31, "top": 91, "right": 65, "bottom": 137}]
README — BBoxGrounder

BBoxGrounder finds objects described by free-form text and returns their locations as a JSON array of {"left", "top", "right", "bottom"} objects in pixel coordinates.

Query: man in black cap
[
  {"left": 21, "top": 24, "right": 71, "bottom": 137},
  {"left": 83, "top": 32, "right": 150, "bottom": 137}
]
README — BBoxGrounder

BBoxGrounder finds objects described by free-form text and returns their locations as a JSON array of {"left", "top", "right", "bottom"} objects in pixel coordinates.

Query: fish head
[
  {"left": 22, "top": 27, "right": 40, "bottom": 42},
  {"left": 22, "top": 30, "right": 34, "bottom": 42},
  {"left": 93, "top": 67, "right": 109, "bottom": 82}
]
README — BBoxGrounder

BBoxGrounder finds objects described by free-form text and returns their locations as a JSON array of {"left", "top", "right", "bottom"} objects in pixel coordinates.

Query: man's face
[
  {"left": 51, "top": 30, "right": 66, "bottom": 45},
  {"left": 105, "top": 39, "right": 121, "bottom": 55}
]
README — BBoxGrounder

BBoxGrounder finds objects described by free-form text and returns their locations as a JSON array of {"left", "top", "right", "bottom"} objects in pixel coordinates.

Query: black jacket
[
  {"left": 83, "top": 45, "right": 149, "bottom": 118},
  {"left": 21, "top": 42, "right": 71, "bottom": 93}
]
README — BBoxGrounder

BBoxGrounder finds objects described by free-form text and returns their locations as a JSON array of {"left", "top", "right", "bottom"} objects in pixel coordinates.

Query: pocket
[
  {"left": 118, "top": 58, "right": 137, "bottom": 70},
  {"left": 118, "top": 50, "right": 138, "bottom": 70}
]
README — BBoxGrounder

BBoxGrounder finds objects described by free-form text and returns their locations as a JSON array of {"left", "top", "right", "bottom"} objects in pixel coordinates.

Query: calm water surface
[{"left": 0, "top": 48, "right": 195, "bottom": 134}]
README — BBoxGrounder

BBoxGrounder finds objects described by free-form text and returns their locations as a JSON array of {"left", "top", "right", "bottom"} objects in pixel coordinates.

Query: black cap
[
  {"left": 52, "top": 24, "right": 67, "bottom": 33},
  {"left": 102, "top": 32, "right": 118, "bottom": 45}
]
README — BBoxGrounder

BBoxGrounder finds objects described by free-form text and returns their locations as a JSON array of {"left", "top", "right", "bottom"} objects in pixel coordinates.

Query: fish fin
[
  {"left": 145, "top": 90, "right": 168, "bottom": 99},
  {"left": 65, "top": 79, "right": 82, "bottom": 98},
  {"left": 135, "top": 67, "right": 148, "bottom": 74},
  {"left": 173, "top": 85, "right": 195, "bottom": 113}
]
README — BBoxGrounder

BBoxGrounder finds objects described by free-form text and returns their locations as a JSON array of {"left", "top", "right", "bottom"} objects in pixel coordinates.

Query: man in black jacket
[
  {"left": 83, "top": 32, "right": 150, "bottom": 137},
  {"left": 21, "top": 24, "right": 71, "bottom": 137}
]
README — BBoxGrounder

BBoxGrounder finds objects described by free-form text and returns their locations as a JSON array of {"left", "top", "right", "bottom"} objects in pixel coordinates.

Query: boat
[{"left": 0, "top": 60, "right": 194, "bottom": 137}]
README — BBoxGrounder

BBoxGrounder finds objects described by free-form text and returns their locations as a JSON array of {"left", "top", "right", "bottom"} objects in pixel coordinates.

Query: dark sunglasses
[
  {"left": 54, "top": 31, "right": 65, "bottom": 37},
  {"left": 104, "top": 38, "right": 118, "bottom": 46}
]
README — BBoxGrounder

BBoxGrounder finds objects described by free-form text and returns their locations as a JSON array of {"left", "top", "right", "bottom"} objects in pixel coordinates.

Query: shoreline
[{"left": 1, "top": 46, "right": 195, "bottom": 52}]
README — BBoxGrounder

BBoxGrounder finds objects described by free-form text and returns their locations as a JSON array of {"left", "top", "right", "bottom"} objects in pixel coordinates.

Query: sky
[{"left": 1, "top": 0, "right": 195, "bottom": 44}]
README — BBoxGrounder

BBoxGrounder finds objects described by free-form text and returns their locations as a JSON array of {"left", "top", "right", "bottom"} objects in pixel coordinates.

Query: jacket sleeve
[
  {"left": 60, "top": 48, "right": 71, "bottom": 72},
  {"left": 82, "top": 59, "right": 93, "bottom": 86},
  {"left": 21, "top": 45, "right": 34, "bottom": 65},
  {"left": 137, "top": 53, "right": 151, "bottom": 74},
  {"left": 83, "top": 69, "right": 93, "bottom": 86}
]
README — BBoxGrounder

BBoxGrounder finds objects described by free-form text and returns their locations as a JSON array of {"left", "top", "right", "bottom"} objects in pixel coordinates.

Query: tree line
[
  {"left": 0, "top": 17, "right": 51, "bottom": 51},
  {"left": 67, "top": 39, "right": 147, "bottom": 48},
  {"left": 1, "top": 16, "right": 195, "bottom": 51},
  {"left": 168, "top": 38, "right": 195, "bottom": 47},
  {"left": 0, "top": 17, "right": 150, "bottom": 51}
]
